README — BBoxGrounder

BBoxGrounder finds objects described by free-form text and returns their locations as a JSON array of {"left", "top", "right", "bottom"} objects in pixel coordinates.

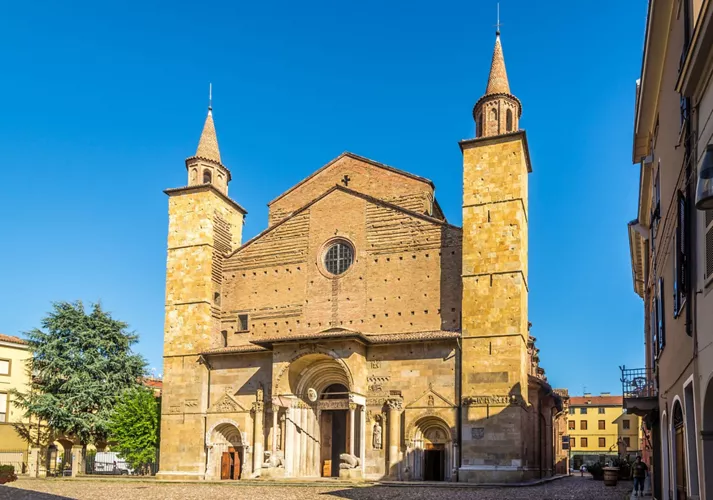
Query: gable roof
[
  {"left": 267, "top": 152, "right": 435, "bottom": 206},
  {"left": 227, "top": 183, "right": 460, "bottom": 259}
]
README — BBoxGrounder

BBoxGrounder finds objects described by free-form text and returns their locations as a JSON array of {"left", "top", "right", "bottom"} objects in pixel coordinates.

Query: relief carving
[
  {"left": 211, "top": 394, "right": 242, "bottom": 413},
  {"left": 463, "top": 394, "right": 520, "bottom": 407}
]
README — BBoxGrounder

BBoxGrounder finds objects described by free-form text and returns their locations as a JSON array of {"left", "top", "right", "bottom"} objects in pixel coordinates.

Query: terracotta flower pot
[{"left": 603, "top": 467, "right": 619, "bottom": 486}]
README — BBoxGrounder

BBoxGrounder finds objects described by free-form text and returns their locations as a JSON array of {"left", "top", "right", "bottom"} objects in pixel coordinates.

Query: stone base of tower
[{"left": 457, "top": 466, "right": 538, "bottom": 484}]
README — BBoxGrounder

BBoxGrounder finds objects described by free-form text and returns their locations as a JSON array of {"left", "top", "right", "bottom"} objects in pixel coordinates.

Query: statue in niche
[
  {"left": 373, "top": 420, "right": 383, "bottom": 450},
  {"left": 427, "top": 395, "right": 435, "bottom": 407},
  {"left": 257, "top": 383, "right": 264, "bottom": 402}
]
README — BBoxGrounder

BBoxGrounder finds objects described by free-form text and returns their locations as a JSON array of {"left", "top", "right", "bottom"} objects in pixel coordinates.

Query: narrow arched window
[
  {"left": 490, "top": 108, "right": 497, "bottom": 121},
  {"left": 203, "top": 169, "right": 212, "bottom": 183},
  {"left": 506, "top": 109, "right": 513, "bottom": 132},
  {"left": 476, "top": 113, "right": 483, "bottom": 137}
]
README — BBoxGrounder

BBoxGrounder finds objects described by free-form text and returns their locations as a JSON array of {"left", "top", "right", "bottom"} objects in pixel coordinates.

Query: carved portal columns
[
  {"left": 284, "top": 402, "right": 295, "bottom": 476},
  {"left": 348, "top": 403, "right": 356, "bottom": 456},
  {"left": 359, "top": 405, "right": 366, "bottom": 475},
  {"left": 271, "top": 405, "right": 279, "bottom": 456},
  {"left": 387, "top": 398, "right": 403, "bottom": 478},
  {"left": 252, "top": 400, "right": 265, "bottom": 473}
]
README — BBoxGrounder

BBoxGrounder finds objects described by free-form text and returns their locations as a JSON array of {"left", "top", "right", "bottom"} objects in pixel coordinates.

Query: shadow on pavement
[{"left": 0, "top": 486, "right": 74, "bottom": 500}]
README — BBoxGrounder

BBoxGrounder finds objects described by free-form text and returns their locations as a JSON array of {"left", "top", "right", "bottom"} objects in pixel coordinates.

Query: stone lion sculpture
[
  {"left": 262, "top": 451, "right": 284, "bottom": 469},
  {"left": 339, "top": 453, "right": 360, "bottom": 469}
]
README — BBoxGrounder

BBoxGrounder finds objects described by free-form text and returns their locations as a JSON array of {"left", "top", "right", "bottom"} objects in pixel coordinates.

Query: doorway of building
[
  {"left": 673, "top": 402, "right": 687, "bottom": 500},
  {"left": 319, "top": 383, "right": 349, "bottom": 477},
  {"left": 424, "top": 444, "right": 444, "bottom": 481},
  {"left": 220, "top": 447, "right": 241, "bottom": 480}
]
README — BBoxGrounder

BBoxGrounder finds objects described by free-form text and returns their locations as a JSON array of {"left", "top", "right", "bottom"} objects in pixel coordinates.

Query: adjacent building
[
  {"left": 567, "top": 394, "right": 641, "bottom": 467},
  {"left": 158, "top": 30, "right": 566, "bottom": 483},
  {"left": 0, "top": 334, "right": 31, "bottom": 471},
  {"left": 625, "top": 0, "right": 713, "bottom": 499}
]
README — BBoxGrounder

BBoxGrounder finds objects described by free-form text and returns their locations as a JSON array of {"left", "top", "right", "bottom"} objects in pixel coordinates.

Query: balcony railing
[{"left": 620, "top": 366, "right": 657, "bottom": 399}]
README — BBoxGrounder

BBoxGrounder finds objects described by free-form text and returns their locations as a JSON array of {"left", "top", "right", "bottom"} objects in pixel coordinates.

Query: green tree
[
  {"left": 12, "top": 301, "right": 146, "bottom": 446},
  {"left": 108, "top": 387, "right": 160, "bottom": 474}
]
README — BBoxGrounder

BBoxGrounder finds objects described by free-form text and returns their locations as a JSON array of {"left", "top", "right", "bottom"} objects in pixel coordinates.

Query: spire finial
[
  {"left": 208, "top": 83, "right": 213, "bottom": 112},
  {"left": 495, "top": 3, "right": 501, "bottom": 36}
]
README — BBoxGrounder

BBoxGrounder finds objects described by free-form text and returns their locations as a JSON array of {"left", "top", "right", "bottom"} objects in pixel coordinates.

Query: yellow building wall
[
  {"left": 0, "top": 341, "right": 32, "bottom": 451},
  {"left": 568, "top": 405, "right": 641, "bottom": 455}
]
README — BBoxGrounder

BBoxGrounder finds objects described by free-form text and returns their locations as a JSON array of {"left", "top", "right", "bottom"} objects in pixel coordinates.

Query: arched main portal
[
  {"left": 206, "top": 421, "right": 244, "bottom": 480},
  {"left": 272, "top": 352, "right": 364, "bottom": 479},
  {"left": 407, "top": 416, "right": 453, "bottom": 481}
]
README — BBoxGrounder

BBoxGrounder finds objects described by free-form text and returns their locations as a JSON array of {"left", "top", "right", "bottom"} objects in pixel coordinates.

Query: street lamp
[{"left": 695, "top": 144, "right": 713, "bottom": 210}]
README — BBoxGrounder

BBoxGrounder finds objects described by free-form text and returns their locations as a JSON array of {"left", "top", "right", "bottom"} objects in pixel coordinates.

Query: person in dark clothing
[{"left": 631, "top": 456, "right": 648, "bottom": 497}]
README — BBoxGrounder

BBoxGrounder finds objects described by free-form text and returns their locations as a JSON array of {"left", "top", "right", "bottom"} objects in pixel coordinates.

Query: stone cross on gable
[{"left": 341, "top": 174, "right": 351, "bottom": 186}]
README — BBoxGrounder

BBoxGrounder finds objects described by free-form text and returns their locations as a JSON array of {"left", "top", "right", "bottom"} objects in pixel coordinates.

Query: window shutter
[
  {"left": 674, "top": 191, "right": 687, "bottom": 317},
  {"left": 658, "top": 278, "right": 666, "bottom": 352},
  {"left": 706, "top": 210, "right": 713, "bottom": 280},
  {"left": 651, "top": 301, "right": 658, "bottom": 359}
]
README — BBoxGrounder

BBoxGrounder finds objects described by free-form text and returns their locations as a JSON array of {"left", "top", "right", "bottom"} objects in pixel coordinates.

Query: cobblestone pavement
[{"left": 0, "top": 476, "right": 633, "bottom": 500}]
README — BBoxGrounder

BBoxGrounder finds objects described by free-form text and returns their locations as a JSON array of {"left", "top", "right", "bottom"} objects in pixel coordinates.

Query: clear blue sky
[{"left": 0, "top": 0, "right": 648, "bottom": 395}]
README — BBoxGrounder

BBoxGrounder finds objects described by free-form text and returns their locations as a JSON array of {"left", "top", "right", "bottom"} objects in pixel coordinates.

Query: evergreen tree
[
  {"left": 108, "top": 387, "right": 160, "bottom": 474},
  {"left": 12, "top": 301, "right": 146, "bottom": 445}
]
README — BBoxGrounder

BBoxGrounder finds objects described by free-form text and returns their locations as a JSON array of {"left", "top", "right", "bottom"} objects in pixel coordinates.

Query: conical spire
[
  {"left": 195, "top": 109, "right": 222, "bottom": 164},
  {"left": 485, "top": 34, "right": 511, "bottom": 96}
]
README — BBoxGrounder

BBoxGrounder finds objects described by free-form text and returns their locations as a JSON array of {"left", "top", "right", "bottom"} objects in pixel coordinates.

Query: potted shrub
[
  {"left": 587, "top": 462, "right": 604, "bottom": 480},
  {"left": 0, "top": 465, "right": 18, "bottom": 485}
]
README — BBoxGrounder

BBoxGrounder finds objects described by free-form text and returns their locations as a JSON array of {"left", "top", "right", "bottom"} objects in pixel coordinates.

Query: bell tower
[
  {"left": 472, "top": 30, "right": 521, "bottom": 138},
  {"left": 185, "top": 99, "right": 232, "bottom": 195},
  {"left": 157, "top": 94, "right": 247, "bottom": 480},
  {"left": 459, "top": 30, "right": 534, "bottom": 483}
]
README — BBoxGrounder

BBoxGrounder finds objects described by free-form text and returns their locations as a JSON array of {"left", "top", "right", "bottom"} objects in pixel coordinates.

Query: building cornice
[
  {"left": 459, "top": 130, "right": 532, "bottom": 173},
  {"left": 676, "top": 0, "right": 713, "bottom": 97},
  {"left": 164, "top": 183, "right": 247, "bottom": 215}
]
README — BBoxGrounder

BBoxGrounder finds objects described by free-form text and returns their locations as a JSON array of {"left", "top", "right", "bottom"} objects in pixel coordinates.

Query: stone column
[
  {"left": 28, "top": 446, "right": 41, "bottom": 478},
  {"left": 386, "top": 399, "right": 402, "bottom": 479},
  {"left": 360, "top": 405, "right": 366, "bottom": 475},
  {"left": 252, "top": 401, "right": 265, "bottom": 473},
  {"left": 306, "top": 407, "right": 314, "bottom": 476},
  {"left": 272, "top": 405, "right": 279, "bottom": 456},
  {"left": 285, "top": 404, "right": 295, "bottom": 476},
  {"left": 70, "top": 445, "right": 84, "bottom": 477},
  {"left": 299, "top": 405, "right": 308, "bottom": 476},
  {"left": 348, "top": 403, "right": 357, "bottom": 456},
  {"left": 294, "top": 403, "right": 303, "bottom": 476}
]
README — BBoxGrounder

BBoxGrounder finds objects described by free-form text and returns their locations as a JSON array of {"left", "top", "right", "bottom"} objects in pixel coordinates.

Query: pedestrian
[
  {"left": 580, "top": 464, "right": 586, "bottom": 477},
  {"left": 631, "top": 456, "right": 648, "bottom": 497}
]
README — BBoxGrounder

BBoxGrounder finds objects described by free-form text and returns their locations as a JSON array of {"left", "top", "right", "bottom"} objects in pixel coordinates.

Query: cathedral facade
[{"left": 157, "top": 33, "right": 565, "bottom": 483}]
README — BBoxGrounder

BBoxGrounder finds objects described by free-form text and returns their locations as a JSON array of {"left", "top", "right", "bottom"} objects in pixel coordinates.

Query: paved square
[{"left": 0, "top": 476, "right": 633, "bottom": 500}]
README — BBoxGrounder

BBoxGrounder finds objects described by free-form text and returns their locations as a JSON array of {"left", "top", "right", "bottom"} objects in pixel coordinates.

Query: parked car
[{"left": 91, "top": 453, "right": 133, "bottom": 475}]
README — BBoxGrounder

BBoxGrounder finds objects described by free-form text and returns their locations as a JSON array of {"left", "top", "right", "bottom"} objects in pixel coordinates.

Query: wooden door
[
  {"left": 220, "top": 452, "right": 231, "bottom": 480},
  {"left": 321, "top": 412, "right": 333, "bottom": 477},
  {"left": 675, "top": 426, "right": 687, "bottom": 500}
]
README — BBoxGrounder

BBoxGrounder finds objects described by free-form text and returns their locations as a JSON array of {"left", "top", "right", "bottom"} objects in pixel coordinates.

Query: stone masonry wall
[{"left": 459, "top": 133, "right": 531, "bottom": 482}]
